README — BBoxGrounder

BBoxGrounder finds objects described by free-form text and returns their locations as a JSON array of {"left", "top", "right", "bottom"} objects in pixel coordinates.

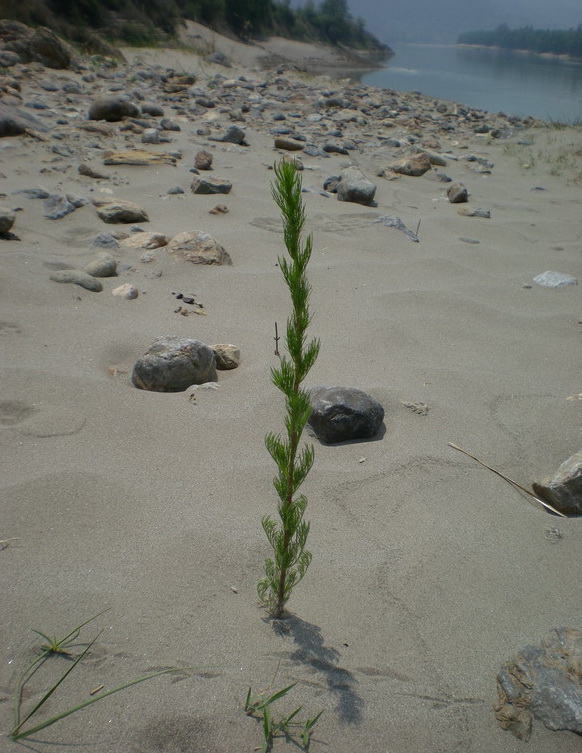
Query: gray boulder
[
  {"left": 195, "top": 149, "right": 213, "bottom": 170},
  {"left": 132, "top": 337, "right": 217, "bottom": 392},
  {"left": 533, "top": 451, "right": 582, "bottom": 516},
  {"left": 307, "top": 386, "right": 384, "bottom": 444},
  {"left": 447, "top": 182, "right": 469, "bottom": 203},
  {"left": 191, "top": 176, "right": 232, "bottom": 195},
  {"left": 495, "top": 627, "right": 582, "bottom": 740},
  {"left": 336, "top": 166, "right": 376, "bottom": 206},
  {"left": 209, "top": 125, "right": 247, "bottom": 145},
  {"left": 88, "top": 98, "right": 140, "bottom": 122}
]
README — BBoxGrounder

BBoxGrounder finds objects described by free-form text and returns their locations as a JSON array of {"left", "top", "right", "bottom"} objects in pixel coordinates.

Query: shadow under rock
[{"left": 279, "top": 615, "right": 364, "bottom": 724}]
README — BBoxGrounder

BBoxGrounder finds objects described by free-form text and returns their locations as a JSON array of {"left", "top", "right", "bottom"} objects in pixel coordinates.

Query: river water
[{"left": 358, "top": 43, "right": 582, "bottom": 122}]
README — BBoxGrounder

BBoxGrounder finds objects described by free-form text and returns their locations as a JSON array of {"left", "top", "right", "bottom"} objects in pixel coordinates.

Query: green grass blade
[
  {"left": 261, "top": 682, "right": 296, "bottom": 707},
  {"left": 12, "top": 636, "right": 99, "bottom": 735},
  {"left": 56, "top": 609, "right": 111, "bottom": 649},
  {"left": 11, "top": 666, "right": 183, "bottom": 741},
  {"left": 280, "top": 705, "right": 301, "bottom": 726}
]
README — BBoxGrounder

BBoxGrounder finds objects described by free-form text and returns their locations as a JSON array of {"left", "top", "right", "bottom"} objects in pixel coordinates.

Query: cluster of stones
[{"left": 0, "top": 20, "right": 573, "bottom": 449}]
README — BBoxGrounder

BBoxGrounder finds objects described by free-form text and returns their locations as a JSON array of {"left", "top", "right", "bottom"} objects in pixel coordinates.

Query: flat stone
[
  {"left": 50, "top": 270, "right": 103, "bottom": 292},
  {"left": 495, "top": 627, "right": 582, "bottom": 739},
  {"left": 533, "top": 271, "right": 578, "bottom": 288},
  {"left": 120, "top": 232, "right": 167, "bottom": 250},
  {"left": 191, "top": 176, "right": 232, "bottom": 195},
  {"left": 93, "top": 199, "right": 149, "bottom": 224},
  {"left": 274, "top": 136, "right": 304, "bottom": 151},
  {"left": 102, "top": 149, "right": 177, "bottom": 166}
]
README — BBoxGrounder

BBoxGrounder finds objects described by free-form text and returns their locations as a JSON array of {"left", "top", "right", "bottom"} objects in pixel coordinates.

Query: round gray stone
[{"left": 132, "top": 337, "right": 217, "bottom": 392}]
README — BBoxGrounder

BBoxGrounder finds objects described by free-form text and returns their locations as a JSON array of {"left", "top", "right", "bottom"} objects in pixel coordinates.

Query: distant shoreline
[{"left": 456, "top": 42, "right": 582, "bottom": 64}]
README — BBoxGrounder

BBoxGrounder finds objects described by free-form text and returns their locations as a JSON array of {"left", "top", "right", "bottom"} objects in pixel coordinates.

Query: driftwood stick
[{"left": 448, "top": 442, "right": 566, "bottom": 517}]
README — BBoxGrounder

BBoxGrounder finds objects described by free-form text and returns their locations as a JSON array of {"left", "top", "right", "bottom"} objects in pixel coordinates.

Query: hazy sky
[{"left": 341, "top": 0, "right": 582, "bottom": 44}]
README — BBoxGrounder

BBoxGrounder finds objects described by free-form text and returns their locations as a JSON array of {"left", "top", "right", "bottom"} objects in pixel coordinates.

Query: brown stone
[{"left": 166, "top": 230, "right": 232, "bottom": 265}]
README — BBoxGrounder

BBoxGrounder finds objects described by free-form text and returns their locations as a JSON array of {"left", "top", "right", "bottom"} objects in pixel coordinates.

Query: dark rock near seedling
[{"left": 307, "top": 386, "right": 384, "bottom": 443}]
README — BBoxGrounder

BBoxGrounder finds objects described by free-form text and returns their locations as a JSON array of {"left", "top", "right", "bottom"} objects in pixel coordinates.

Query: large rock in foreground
[
  {"left": 336, "top": 166, "right": 376, "bottom": 206},
  {"left": 166, "top": 230, "right": 232, "bottom": 265},
  {"left": 132, "top": 337, "right": 217, "bottom": 392},
  {"left": 532, "top": 451, "right": 582, "bottom": 516},
  {"left": 307, "top": 386, "right": 384, "bottom": 444},
  {"left": 495, "top": 627, "right": 582, "bottom": 740}
]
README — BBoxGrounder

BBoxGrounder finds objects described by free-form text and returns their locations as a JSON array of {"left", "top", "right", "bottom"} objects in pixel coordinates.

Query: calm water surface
[{"left": 359, "top": 44, "right": 582, "bottom": 122}]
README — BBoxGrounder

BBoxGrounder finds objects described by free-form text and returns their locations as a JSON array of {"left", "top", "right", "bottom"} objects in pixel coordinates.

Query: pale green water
[{"left": 359, "top": 43, "right": 582, "bottom": 122}]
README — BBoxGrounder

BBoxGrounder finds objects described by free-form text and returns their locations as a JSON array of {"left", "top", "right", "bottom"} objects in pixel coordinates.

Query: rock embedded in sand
[
  {"left": 93, "top": 199, "right": 149, "bottom": 224},
  {"left": 88, "top": 97, "right": 140, "bottom": 122},
  {"left": 0, "top": 206, "right": 16, "bottom": 234},
  {"left": 495, "top": 627, "right": 582, "bottom": 740},
  {"left": 50, "top": 269, "right": 103, "bottom": 292},
  {"left": 532, "top": 271, "right": 578, "bottom": 288},
  {"left": 194, "top": 149, "right": 213, "bottom": 170},
  {"left": 307, "top": 386, "right": 384, "bottom": 444},
  {"left": 84, "top": 253, "right": 117, "bottom": 277},
  {"left": 212, "top": 344, "right": 240, "bottom": 370},
  {"left": 532, "top": 451, "right": 582, "bottom": 516},
  {"left": 191, "top": 176, "right": 232, "bottom": 195},
  {"left": 102, "top": 149, "right": 177, "bottom": 166},
  {"left": 274, "top": 136, "right": 304, "bottom": 151},
  {"left": 43, "top": 193, "right": 77, "bottom": 220},
  {"left": 388, "top": 153, "right": 432, "bottom": 177},
  {"left": 166, "top": 230, "right": 232, "bottom": 265},
  {"left": 132, "top": 337, "right": 217, "bottom": 392},
  {"left": 447, "top": 183, "right": 469, "bottom": 203},
  {"left": 336, "top": 166, "right": 376, "bottom": 206},
  {"left": 209, "top": 125, "right": 247, "bottom": 145},
  {"left": 112, "top": 283, "right": 138, "bottom": 299},
  {"left": 120, "top": 232, "right": 167, "bottom": 250}
]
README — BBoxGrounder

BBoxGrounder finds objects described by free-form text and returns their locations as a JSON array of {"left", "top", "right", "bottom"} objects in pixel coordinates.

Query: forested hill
[
  {"left": 458, "top": 25, "right": 582, "bottom": 58},
  {"left": 3, "top": 0, "right": 392, "bottom": 59}
]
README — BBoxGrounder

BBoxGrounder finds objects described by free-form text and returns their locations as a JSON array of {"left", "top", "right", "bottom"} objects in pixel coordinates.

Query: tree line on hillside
[
  {"left": 3, "top": 0, "right": 391, "bottom": 55},
  {"left": 458, "top": 25, "right": 582, "bottom": 58}
]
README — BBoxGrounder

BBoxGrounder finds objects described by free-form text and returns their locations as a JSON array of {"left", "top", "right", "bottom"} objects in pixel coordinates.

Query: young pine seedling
[
  {"left": 10, "top": 613, "right": 184, "bottom": 741},
  {"left": 245, "top": 682, "right": 323, "bottom": 753},
  {"left": 258, "top": 160, "right": 320, "bottom": 619}
]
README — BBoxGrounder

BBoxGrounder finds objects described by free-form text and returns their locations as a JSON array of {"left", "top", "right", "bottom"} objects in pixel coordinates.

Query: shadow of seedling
[{"left": 283, "top": 616, "right": 363, "bottom": 724}]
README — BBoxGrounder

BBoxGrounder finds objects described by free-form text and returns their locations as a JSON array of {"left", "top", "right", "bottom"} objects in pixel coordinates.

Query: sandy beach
[{"left": 1, "top": 21, "right": 581, "bottom": 753}]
